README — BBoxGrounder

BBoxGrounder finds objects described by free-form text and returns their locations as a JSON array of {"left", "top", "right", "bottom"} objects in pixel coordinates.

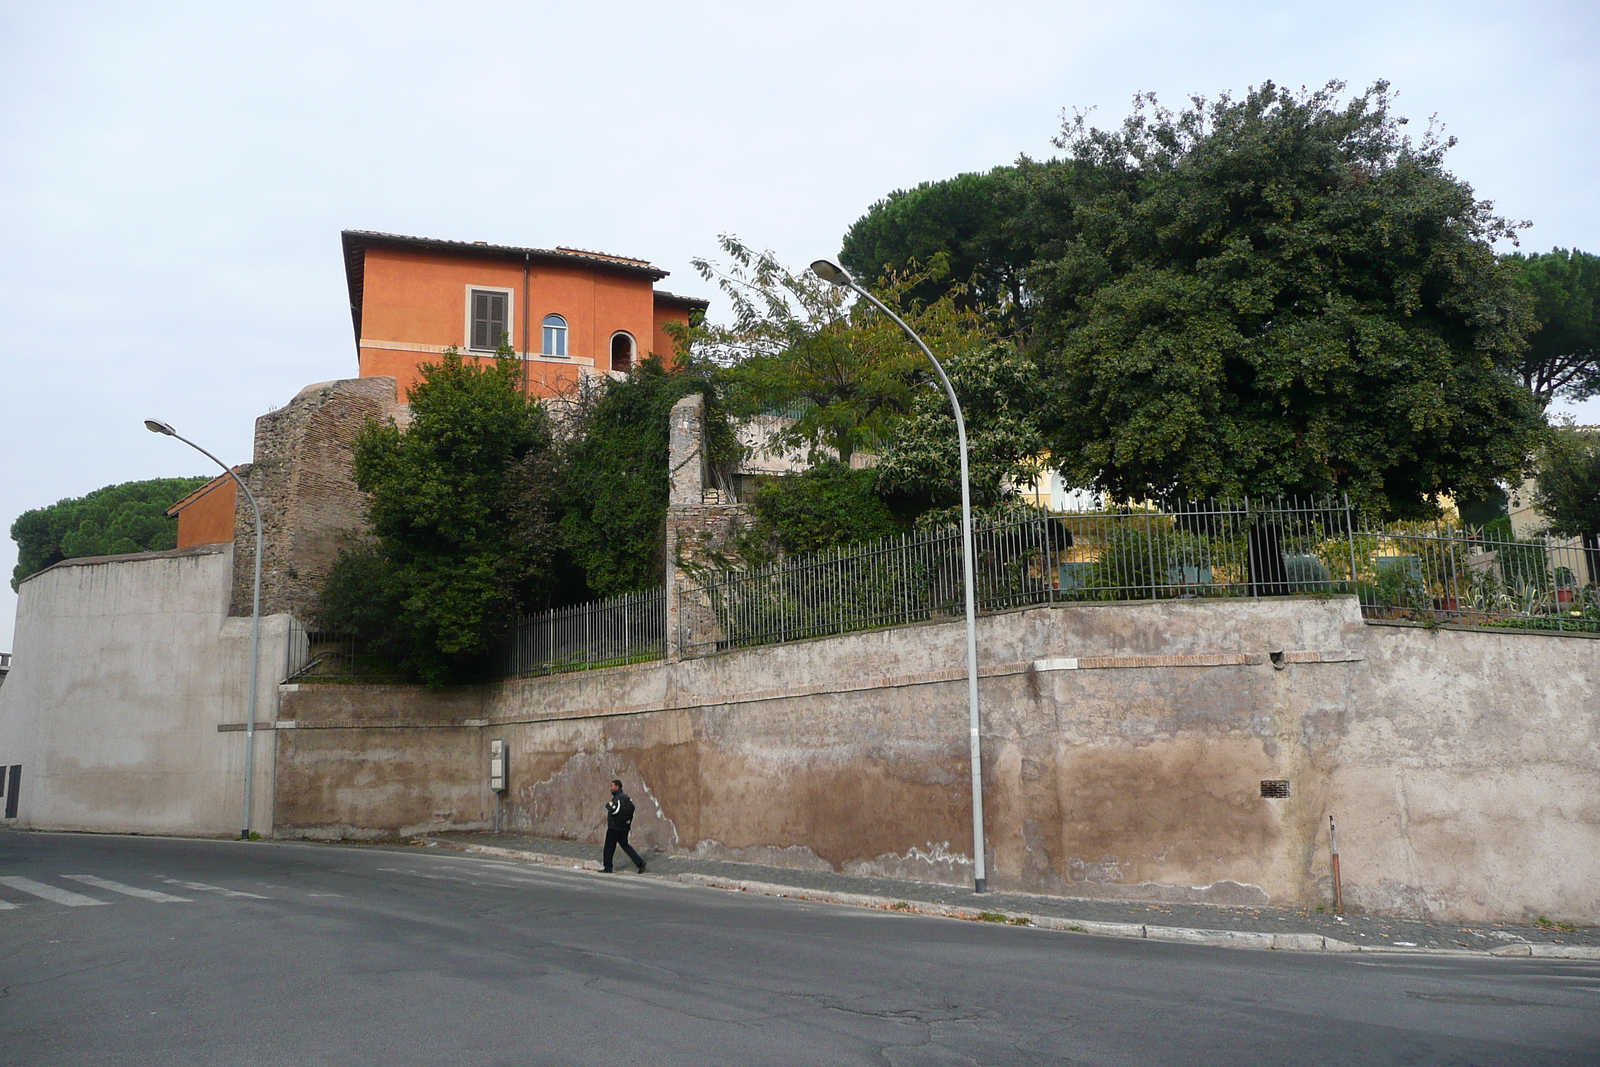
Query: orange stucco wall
[
  {"left": 356, "top": 247, "right": 661, "bottom": 400},
  {"left": 173, "top": 477, "right": 237, "bottom": 548},
  {"left": 652, "top": 305, "right": 693, "bottom": 365}
]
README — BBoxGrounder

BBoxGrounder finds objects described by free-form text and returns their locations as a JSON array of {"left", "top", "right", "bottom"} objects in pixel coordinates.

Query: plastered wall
[
  {"left": 0, "top": 545, "right": 289, "bottom": 836},
  {"left": 274, "top": 596, "right": 1600, "bottom": 924}
]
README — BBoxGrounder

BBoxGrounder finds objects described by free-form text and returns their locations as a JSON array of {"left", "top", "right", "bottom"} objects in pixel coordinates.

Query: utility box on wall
[{"left": 489, "top": 739, "right": 507, "bottom": 794}]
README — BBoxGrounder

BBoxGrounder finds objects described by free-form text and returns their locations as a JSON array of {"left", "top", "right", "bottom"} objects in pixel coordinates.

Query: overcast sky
[{"left": 2, "top": 1, "right": 1597, "bottom": 649}]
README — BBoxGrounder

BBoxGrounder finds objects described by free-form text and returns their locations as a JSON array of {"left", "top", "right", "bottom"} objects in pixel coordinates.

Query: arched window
[
  {"left": 541, "top": 314, "right": 568, "bottom": 357},
  {"left": 610, "top": 332, "right": 635, "bottom": 372}
]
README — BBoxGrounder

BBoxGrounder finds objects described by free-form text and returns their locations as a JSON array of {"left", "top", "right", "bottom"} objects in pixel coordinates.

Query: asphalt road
[{"left": 1, "top": 833, "right": 1596, "bottom": 1066}]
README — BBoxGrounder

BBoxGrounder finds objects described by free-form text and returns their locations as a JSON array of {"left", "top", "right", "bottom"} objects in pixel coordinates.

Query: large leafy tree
[
  {"left": 1532, "top": 426, "right": 1600, "bottom": 540},
  {"left": 1024, "top": 81, "right": 1545, "bottom": 518},
  {"left": 1504, "top": 248, "right": 1600, "bottom": 404},
  {"left": 692, "top": 236, "right": 923, "bottom": 467},
  {"left": 322, "top": 346, "right": 560, "bottom": 684},
  {"left": 839, "top": 167, "right": 1037, "bottom": 324},
  {"left": 10, "top": 476, "right": 209, "bottom": 589},
  {"left": 875, "top": 342, "right": 1049, "bottom": 509}
]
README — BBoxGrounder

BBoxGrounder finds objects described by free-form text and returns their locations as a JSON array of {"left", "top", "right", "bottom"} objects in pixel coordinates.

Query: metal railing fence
[
  {"left": 280, "top": 505, "right": 1598, "bottom": 681},
  {"left": 676, "top": 500, "right": 1600, "bottom": 656},
  {"left": 283, "top": 620, "right": 410, "bottom": 682},
  {"left": 498, "top": 587, "right": 666, "bottom": 678},
  {"left": 1350, "top": 528, "right": 1599, "bottom": 631}
]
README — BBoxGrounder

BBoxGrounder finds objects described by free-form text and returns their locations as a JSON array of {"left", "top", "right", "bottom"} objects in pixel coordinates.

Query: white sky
[{"left": 2, "top": 1, "right": 1597, "bottom": 650}]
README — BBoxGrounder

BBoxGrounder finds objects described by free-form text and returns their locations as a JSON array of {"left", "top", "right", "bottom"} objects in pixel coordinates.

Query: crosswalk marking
[
  {"left": 161, "top": 878, "right": 267, "bottom": 899},
  {"left": 62, "top": 875, "right": 191, "bottom": 902},
  {"left": 0, "top": 876, "right": 109, "bottom": 907}
]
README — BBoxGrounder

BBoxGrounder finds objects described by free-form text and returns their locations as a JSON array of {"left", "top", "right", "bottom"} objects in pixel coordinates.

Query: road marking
[
  {"left": 0, "top": 899, "right": 18, "bottom": 909},
  {"left": 160, "top": 879, "right": 268, "bottom": 899},
  {"left": 61, "top": 875, "right": 192, "bottom": 903},
  {"left": 0, "top": 876, "right": 109, "bottom": 907}
]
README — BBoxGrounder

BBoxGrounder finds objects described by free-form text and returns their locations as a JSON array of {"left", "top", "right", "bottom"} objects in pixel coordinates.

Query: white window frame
[
  {"left": 609, "top": 331, "right": 636, "bottom": 372},
  {"left": 464, "top": 285, "right": 516, "bottom": 353},
  {"left": 542, "top": 313, "right": 569, "bottom": 358}
]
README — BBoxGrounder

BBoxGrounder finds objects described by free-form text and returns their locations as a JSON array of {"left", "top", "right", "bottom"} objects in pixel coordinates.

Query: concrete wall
[
  {"left": 0, "top": 544, "right": 290, "bottom": 836},
  {"left": 274, "top": 596, "right": 1600, "bottom": 924}
]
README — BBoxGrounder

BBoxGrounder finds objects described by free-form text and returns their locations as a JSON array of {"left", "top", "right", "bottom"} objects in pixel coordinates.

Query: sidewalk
[{"left": 414, "top": 831, "right": 1598, "bottom": 958}]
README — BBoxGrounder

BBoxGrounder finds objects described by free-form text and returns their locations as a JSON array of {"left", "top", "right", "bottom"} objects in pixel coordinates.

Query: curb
[{"left": 417, "top": 838, "right": 1600, "bottom": 961}]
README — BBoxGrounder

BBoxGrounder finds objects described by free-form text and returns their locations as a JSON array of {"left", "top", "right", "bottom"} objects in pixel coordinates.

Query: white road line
[
  {"left": 160, "top": 879, "right": 268, "bottom": 899},
  {"left": 377, "top": 864, "right": 653, "bottom": 893},
  {"left": 0, "top": 876, "right": 110, "bottom": 907},
  {"left": 0, "top": 899, "right": 18, "bottom": 909},
  {"left": 61, "top": 875, "right": 192, "bottom": 903}
]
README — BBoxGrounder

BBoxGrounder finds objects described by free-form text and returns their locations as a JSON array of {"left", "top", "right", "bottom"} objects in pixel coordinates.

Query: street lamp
[
  {"left": 146, "top": 419, "right": 264, "bottom": 841},
  {"left": 809, "top": 259, "right": 989, "bottom": 893}
]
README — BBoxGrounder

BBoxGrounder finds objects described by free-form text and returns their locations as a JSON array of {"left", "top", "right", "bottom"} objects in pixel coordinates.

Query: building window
[
  {"left": 469, "top": 289, "right": 510, "bottom": 351},
  {"left": 542, "top": 314, "right": 568, "bottom": 357},
  {"left": 610, "top": 332, "right": 635, "bottom": 372}
]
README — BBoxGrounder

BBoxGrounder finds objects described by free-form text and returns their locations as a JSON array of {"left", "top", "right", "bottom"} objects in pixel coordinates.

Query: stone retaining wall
[{"left": 274, "top": 595, "right": 1600, "bottom": 924}]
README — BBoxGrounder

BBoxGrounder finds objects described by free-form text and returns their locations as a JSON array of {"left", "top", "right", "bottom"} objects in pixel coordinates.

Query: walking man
[{"left": 602, "top": 779, "right": 646, "bottom": 873}]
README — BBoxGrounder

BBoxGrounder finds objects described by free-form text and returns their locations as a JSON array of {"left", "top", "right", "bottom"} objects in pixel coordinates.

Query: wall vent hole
[{"left": 1260, "top": 779, "right": 1291, "bottom": 799}]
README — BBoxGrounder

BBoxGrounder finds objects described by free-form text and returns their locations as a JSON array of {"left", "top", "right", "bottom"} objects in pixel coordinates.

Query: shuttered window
[{"left": 470, "top": 289, "right": 509, "bottom": 351}]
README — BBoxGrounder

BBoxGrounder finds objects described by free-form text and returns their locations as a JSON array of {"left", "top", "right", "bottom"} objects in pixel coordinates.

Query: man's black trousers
[{"left": 603, "top": 827, "right": 644, "bottom": 872}]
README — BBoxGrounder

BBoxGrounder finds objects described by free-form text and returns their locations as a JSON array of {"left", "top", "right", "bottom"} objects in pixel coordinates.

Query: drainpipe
[{"left": 522, "top": 253, "right": 531, "bottom": 396}]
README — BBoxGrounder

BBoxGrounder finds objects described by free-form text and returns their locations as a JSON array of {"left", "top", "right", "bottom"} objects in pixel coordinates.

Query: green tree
[
  {"left": 323, "top": 346, "right": 560, "bottom": 684},
  {"left": 1504, "top": 248, "right": 1600, "bottom": 403},
  {"left": 692, "top": 236, "right": 925, "bottom": 467},
  {"left": 10, "top": 476, "right": 210, "bottom": 589},
  {"left": 840, "top": 166, "right": 1038, "bottom": 324},
  {"left": 558, "top": 355, "right": 740, "bottom": 596},
  {"left": 1532, "top": 426, "right": 1600, "bottom": 539},
  {"left": 740, "top": 462, "right": 902, "bottom": 560},
  {"left": 875, "top": 342, "right": 1049, "bottom": 509},
  {"left": 1025, "top": 81, "right": 1545, "bottom": 518}
]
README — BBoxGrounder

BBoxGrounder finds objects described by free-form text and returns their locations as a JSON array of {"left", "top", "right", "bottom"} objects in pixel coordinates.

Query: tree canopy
[
  {"left": 692, "top": 236, "right": 923, "bottom": 467},
  {"left": 1532, "top": 426, "right": 1600, "bottom": 541},
  {"left": 839, "top": 167, "right": 1037, "bottom": 324},
  {"left": 739, "top": 462, "right": 902, "bottom": 561},
  {"left": 557, "top": 354, "right": 739, "bottom": 597},
  {"left": 1505, "top": 247, "right": 1600, "bottom": 404},
  {"left": 10, "top": 476, "right": 210, "bottom": 590},
  {"left": 874, "top": 342, "right": 1049, "bottom": 510},
  {"left": 321, "top": 347, "right": 560, "bottom": 684},
  {"left": 1023, "top": 80, "right": 1545, "bottom": 517}
]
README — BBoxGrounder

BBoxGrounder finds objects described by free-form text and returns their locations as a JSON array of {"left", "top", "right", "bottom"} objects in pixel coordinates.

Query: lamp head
[
  {"left": 809, "top": 259, "right": 852, "bottom": 287},
  {"left": 144, "top": 419, "right": 177, "bottom": 436}
]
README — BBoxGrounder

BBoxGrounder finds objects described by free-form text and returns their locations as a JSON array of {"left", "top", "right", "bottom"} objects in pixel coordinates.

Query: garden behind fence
[
  {"left": 287, "top": 499, "right": 1600, "bottom": 681},
  {"left": 677, "top": 498, "right": 1600, "bottom": 657}
]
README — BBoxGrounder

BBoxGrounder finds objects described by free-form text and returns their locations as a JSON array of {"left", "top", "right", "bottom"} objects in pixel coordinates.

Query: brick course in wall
[{"left": 230, "top": 377, "right": 401, "bottom": 621}]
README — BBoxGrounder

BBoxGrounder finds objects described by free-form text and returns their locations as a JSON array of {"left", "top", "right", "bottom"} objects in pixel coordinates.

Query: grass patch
[
  {"left": 1534, "top": 915, "right": 1577, "bottom": 932},
  {"left": 890, "top": 901, "right": 912, "bottom": 911},
  {"left": 978, "top": 911, "right": 1007, "bottom": 923},
  {"left": 1066, "top": 923, "right": 1086, "bottom": 933},
  {"left": 1007, "top": 916, "right": 1032, "bottom": 926}
]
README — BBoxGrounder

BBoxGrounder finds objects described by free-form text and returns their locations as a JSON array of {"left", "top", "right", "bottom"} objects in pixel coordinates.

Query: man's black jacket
[{"left": 606, "top": 791, "right": 635, "bottom": 832}]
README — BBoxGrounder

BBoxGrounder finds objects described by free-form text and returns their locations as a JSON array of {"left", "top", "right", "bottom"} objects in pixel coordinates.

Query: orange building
[
  {"left": 341, "top": 230, "right": 708, "bottom": 400},
  {"left": 166, "top": 472, "right": 239, "bottom": 549}
]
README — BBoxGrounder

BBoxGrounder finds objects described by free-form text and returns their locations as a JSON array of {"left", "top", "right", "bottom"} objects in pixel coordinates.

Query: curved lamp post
[
  {"left": 145, "top": 419, "right": 263, "bottom": 841},
  {"left": 808, "top": 259, "right": 988, "bottom": 893}
]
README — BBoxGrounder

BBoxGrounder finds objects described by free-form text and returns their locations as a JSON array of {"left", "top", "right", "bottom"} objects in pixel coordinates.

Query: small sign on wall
[{"left": 489, "top": 740, "right": 507, "bottom": 794}]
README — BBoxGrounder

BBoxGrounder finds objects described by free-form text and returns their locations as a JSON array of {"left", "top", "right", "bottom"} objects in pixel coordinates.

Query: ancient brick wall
[
  {"left": 230, "top": 377, "right": 400, "bottom": 621},
  {"left": 663, "top": 393, "right": 751, "bottom": 655}
]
